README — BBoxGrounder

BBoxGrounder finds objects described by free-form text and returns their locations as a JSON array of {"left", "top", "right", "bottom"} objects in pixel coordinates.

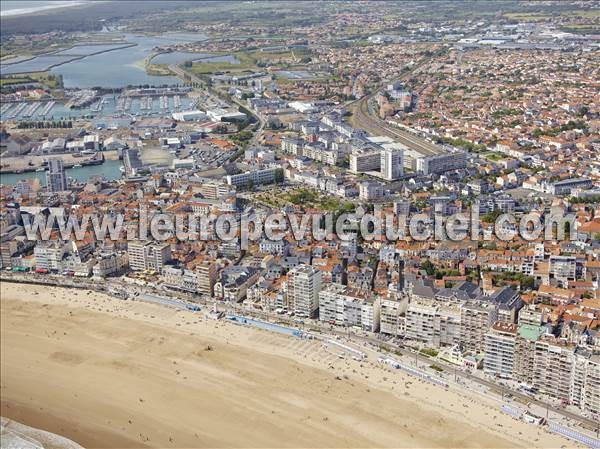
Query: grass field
[
  {"left": 0, "top": 72, "right": 61, "bottom": 89},
  {"left": 188, "top": 51, "right": 258, "bottom": 74},
  {"left": 0, "top": 77, "right": 29, "bottom": 86},
  {"left": 504, "top": 12, "right": 551, "bottom": 21},
  {"left": 482, "top": 152, "right": 504, "bottom": 162}
]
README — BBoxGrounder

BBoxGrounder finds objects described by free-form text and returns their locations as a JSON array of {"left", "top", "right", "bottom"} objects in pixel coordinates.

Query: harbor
[
  {"left": 1, "top": 92, "right": 193, "bottom": 121},
  {"left": 0, "top": 155, "right": 122, "bottom": 185}
]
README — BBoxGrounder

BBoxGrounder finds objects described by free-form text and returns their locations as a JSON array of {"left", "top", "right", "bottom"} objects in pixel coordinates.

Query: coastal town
[{"left": 0, "top": 1, "right": 599, "bottom": 448}]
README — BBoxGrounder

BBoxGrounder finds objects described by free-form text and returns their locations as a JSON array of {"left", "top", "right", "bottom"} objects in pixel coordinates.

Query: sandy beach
[{"left": 0, "top": 282, "right": 573, "bottom": 448}]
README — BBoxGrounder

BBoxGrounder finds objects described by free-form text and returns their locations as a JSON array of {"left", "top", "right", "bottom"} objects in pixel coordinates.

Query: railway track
[{"left": 349, "top": 56, "right": 445, "bottom": 155}]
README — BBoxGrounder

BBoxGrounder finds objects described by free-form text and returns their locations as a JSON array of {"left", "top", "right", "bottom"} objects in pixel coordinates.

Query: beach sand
[{"left": 0, "top": 282, "right": 572, "bottom": 448}]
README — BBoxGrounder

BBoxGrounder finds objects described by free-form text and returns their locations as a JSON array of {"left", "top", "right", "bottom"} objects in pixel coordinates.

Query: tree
[
  {"left": 420, "top": 260, "right": 435, "bottom": 276},
  {"left": 274, "top": 168, "right": 284, "bottom": 184}
]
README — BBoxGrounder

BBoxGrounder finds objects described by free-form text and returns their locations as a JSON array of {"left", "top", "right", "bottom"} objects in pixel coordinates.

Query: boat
[
  {"left": 73, "top": 164, "right": 83, "bottom": 168},
  {"left": 36, "top": 168, "right": 45, "bottom": 172}
]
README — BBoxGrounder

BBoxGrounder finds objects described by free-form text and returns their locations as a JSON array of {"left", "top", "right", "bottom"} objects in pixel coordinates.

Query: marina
[
  {"left": 0, "top": 93, "right": 193, "bottom": 121},
  {"left": 21, "top": 101, "right": 42, "bottom": 118}
]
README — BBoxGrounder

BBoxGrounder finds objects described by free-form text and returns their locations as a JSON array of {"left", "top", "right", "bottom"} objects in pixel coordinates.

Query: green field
[
  {"left": 0, "top": 77, "right": 29, "bottom": 86},
  {"left": 188, "top": 52, "right": 258, "bottom": 74},
  {"left": 0, "top": 72, "right": 61, "bottom": 89},
  {"left": 482, "top": 152, "right": 504, "bottom": 162}
]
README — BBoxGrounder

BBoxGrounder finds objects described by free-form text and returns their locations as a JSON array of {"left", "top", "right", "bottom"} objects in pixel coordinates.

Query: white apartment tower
[
  {"left": 287, "top": 265, "right": 322, "bottom": 318},
  {"left": 380, "top": 146, "right": 404, "bottom": 181},
  {"left": 532, "top": 338, "right": 575, "bottom": 400},
  {"left": 484, "top": 322, "right": 518, "bottom": 379}
]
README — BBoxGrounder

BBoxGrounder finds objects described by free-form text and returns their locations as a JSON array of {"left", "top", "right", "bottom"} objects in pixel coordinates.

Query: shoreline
[{"left": 0, "top": 281, "right": 573, "bottom": 448}]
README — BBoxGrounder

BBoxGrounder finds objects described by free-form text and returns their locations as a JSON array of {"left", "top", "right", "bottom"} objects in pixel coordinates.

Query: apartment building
[
  {"left": 411, "top": 150, "right": 467, "bottom": 175},
  {"left": 489, "top": 287, "right": 522, "bottom": 324},
  {"left": 394, "top": 199, "right": 411, "bottom": 216},
  {"left": 0, "top": 240, "right": 18, "bottom": 269},
  {"left": 549, "top": 255, "right": 577, "bottom": 285},
  {"left": 584, "top": 355, "right": 600, "bottom": 415},
  {"left": 225, "top": 167, "right": 280, "bottom": 187},
  {"left": 548, "top": 178, "right": 592, "bottom": 196},
  {"left": 460, "top": 300, "right": 498, "bottom": 354},
  {"left": 571, "top": 349, "right": 600, "bottom": 415},
  {"left": 350, "top": 149, "right": 380, "bottom": 173},
  {"left": 190, "top": 180, "right": 235, "bottom": 200},
  {"left": 319, "top": 284, "right": 380, "bottom": 331},
  {"left": 518, "top": 304, "right": 543, "bottom": 326},
  {"left": 533, "top": 337, "right": 575, "bottom": 400},
  {"left": 127, "top": 241, "right": 171, "bottom": 272},
  {"left": 380, "top": 146, "right": 404, "bottom": 180},
  {"left": 162, "top": 262, "right": 216, "bottom": 296},
  {"left": 513, "top": 324, "right": 546, "bottom": 385},
  {"left": 405, "top": 297, "right": 461, "bottom": 348},
  {"left": 405, "top": 299, "right": 437, "bottom": 345},
  {"left": 281, "top": 136, "right": 305, "bottom": 155},
  {"left": 303, "top": 142, "right": 339, "bottom": 165},
  {"left": 380, "top": 297, "right": 403, "bottom": 336},
  {"left": 361, "top": 297, "right": 380, "bottom": 332},
  {"left": 287, "top": 265, "right": 322, "bottom": 318},
  {"left": 34, "top": 240, "right": 66, "bottom": 271},
  {"left": 92, "top": 251, "right": 128, "bottom": 278},
  {"left": 359, "top": 181, "right": 384, "bottom": 201},
  {"left": 484, "top": 322, "right": 518, "bottom": 379}
]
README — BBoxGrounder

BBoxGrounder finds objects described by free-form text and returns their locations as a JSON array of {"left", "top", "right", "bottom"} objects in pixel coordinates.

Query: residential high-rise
[
  {"left": 513, "top": 324, "right": 546, "bottom": 385},
  {"left": 287, "top": 265, "right": 322, "bottom": 318},
  {"left": 127, "top": 241, "right": 171, "bottom": 272},
  {"left": 460, "top": 300, "right": 498, "bottom": 354},
  {"left": 379, "top": 298, "right": 402, "bottom": 336},
  {"left": 380, "top": 146, "right": 404, "bottom": 181},
  {"left": 196, "top": 259, "right": 217, "bottom": 297},
  {"left": 45, "top": 158, "right": 68, "bottom": 192},
  {"left": 571, "top": 348, "right": 600, "bottom": 416},
  {"left": 532, "top": 337, "right": 575, "bottom": 400},
  {"left": 405, "top": 298, "right": 461, "bottom": 348},
  {"left": 318, "top": 283, "right": 380, "bottom": 331},
  {"left": 483, "top": 322, "right": 518, "bottom": 378}
]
